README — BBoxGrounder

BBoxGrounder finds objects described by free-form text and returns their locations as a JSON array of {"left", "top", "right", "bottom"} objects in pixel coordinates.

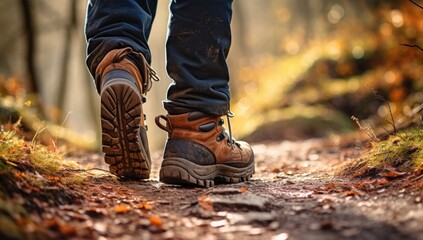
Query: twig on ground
[
  {"left": 62, "top": 168, "right": 111, "bottom": 174},
  {"left": 411, "top": 174, "right": 423, "bottom": 182}
]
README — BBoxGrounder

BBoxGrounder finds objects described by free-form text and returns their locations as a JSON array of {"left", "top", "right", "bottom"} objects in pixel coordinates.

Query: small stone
[
  {"left": 93, "top": 222, "right": 107, "bottom": 234},
  {"left": 210, "top": 220, "right": 227, "bottom": 228},
  {"left": 268, "top": 221, "right": 280, "bottom": 230},
  {"left": 271, "top": 233, "right": 289, "bottom": 240}
]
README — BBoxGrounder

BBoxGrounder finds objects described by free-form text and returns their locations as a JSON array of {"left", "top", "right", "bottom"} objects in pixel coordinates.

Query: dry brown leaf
[
  {"left": 198, "top": 194, "right": 214, "bottom": 212},
  {"left": 149, "top": 215, "right": 163, "bottom": 226},
  {"left": 138, "top": 201, "right": 153, "bottom": 210},
  {"left": 373, "top": 178, "right": 389, "bottom": 186},
  {"left": 325, "top": 182, "right": 337, "bottom": 190},
  {"left": 59, "top": 224, "right": 77, "bottom": 236},
  {"left": 44, "top": 218, "right": 60, "bottom": 229},
  {"left": 414, "top": 167, "right": 423, "bottom": 176},
  {"left": 114, "top": 204, "right": 130, "bottom": 213},
  {"left": 342, "top": 189, "right": 362, "bottom": 197},
  {"left": 382, "top": 170, "right": 407, "bottom": 178}
]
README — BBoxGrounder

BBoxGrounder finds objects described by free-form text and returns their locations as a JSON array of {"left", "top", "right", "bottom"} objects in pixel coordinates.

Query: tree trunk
[
  {"left": 57, "top": 0, "right": 77, "bottom": 123},
  {"left": 19, "top": 0, "right": 45, "bottom": 118}
]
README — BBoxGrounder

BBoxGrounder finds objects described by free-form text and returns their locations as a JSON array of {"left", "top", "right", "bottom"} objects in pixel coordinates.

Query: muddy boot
[
  {"left": 96, "top": 47, "right": 158, "bottom": 179},
  {"left": 155, "top": 112, "right": 255, "bottom": 187}
]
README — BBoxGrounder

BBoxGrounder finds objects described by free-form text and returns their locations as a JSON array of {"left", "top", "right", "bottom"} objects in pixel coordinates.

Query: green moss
[
  {"left": 368, "top": 128, "right": 422, "bottom": 170},
  {"left": 344, "top": 127, "right": 423, "bottom": 177},
  {"left": 0, "top": 130, "right": 81, "bottom": 176}
]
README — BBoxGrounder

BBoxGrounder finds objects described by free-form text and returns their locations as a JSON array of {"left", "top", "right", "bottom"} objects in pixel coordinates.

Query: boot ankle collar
[
  {"left": 155, "top": 113, "right": 220, "bottom": 134},
  {"left": 95, "top": 47, "right": 159, "bottom": 95}
]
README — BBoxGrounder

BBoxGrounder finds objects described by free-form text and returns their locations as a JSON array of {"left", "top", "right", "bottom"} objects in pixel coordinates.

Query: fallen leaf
[
  {"left": 318, "top": 198, "right": 333, "bottom": 204},
  {"left": 240, "top": 185, "right": 248, "bottom": 193},
  {"left": 352, "top": 181, "right": 368, "bottom": 190},
  {"left": 342, "top": 189, "right": 363, "bottom": 197},
  {"left": 138, "top": 201, "right": 153, "bottom": 210},
  {"left": 413, "top": 167, "right": 423, "bottom": 176},
  {"left": 59, "top": 224, "right": 77, "bottom": 236},
  {"left": 198, "top": 194, "right": 214, "bottom": 212},
  {"left": 44, "top": 218, "right": 60, "bottom": 229},
  {"left": 325, "top": 182, "right": 337, "bottom": 190},
  {"left": 149, "top": 215, "right": 163, "bottom": 227},
  {"left": 372, "top": 178, "right": 389, "bottom": 186},
  {"left": 382, "top": 170, "right": 407, "bottom": 178},
  {"left": 114, "top": 204, "right": 130, "bottom": 213}
]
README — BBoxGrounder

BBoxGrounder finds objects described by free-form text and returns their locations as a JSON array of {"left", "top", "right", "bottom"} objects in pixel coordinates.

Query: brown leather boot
[
  {"left": 96, "top": 47, "right": 158, "bottom": 179},
  {"left": 155, "top": 112, "right": 255, "bottom": 187}
]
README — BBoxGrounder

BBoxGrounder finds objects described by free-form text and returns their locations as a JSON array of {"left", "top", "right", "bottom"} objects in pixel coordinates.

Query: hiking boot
[
  {"left": 155, "top": 112, "right": 255, "bottom": 187},
  {"left": 96, "top": 47, "right": 158, "bottom": 179}
]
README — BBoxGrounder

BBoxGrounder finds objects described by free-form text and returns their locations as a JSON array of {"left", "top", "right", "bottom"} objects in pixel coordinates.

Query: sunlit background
[{"left": 0, "top": 0, "right": 422, "bottom": 151}]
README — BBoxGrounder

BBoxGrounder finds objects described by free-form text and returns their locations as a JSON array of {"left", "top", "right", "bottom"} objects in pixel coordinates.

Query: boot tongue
[{"left": 187, "top": 111, "right": 210, "bottom": 121}]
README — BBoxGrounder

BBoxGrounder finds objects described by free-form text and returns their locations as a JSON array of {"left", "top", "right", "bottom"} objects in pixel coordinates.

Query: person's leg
[
  {"left": 85, "top": 0, "right": 158, "bottom": 179},
  {"left": 85, "top": 0, "right": 157, "bottom": 84},
  {"left": 156, "top": 0, "right": 254, "bottom": 187},
  {"left": 164, "top": 0, "right": 232, "bottom": 116}
]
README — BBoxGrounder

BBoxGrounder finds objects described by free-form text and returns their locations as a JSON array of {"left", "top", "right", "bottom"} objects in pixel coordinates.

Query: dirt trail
[{"left": 27, "top": 138, "right": 423, "bottom": 240}]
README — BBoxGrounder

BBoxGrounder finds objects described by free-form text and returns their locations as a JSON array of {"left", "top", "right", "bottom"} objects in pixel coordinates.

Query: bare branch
[
  {"left": 409, "top": 0, "right": 423, "bottom": 10},
  {"left": 401, "top": 43, "right": 423, "bottom": 52},
  {"left": 371, "top": 88, "right": 397, "bottom": 135}
]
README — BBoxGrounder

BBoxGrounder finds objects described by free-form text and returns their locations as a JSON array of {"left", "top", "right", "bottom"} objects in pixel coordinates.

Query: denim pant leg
[
  {"left": 85, "top": 0, "right": 157, "bottom": 90},
  {"left": 164, "top": 0, "right": 233, "bottom": 116}
]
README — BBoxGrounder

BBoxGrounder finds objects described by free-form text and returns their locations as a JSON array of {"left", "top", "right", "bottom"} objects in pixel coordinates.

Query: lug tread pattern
[{"left": 101, "top": 82, "right": 150, "bottom": 179}]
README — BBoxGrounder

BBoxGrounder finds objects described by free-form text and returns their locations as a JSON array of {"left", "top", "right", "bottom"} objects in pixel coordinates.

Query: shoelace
[
  {"left": 113, "top": 47, "right": 160, "bottom": 95},
  {"left": 217, "top": 111, "right": 239, "bottom": 149}
]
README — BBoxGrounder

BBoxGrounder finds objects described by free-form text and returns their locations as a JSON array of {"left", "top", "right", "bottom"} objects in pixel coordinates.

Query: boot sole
[
  {"left": 100, "top": 79, "right": 150, "bottom": 179},
  {"left": 159, "top": 157, "right": 255, "bottom": 187}
]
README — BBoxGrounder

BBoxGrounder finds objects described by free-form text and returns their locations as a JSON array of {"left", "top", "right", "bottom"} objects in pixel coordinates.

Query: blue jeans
[{"left": 85, "top": 0, "right": 233, "bottom": 116}]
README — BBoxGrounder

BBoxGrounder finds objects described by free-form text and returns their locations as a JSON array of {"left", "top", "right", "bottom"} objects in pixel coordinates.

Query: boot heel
[
  {"left": 100, "top": 72, "right": 150, "bottom": 179},
  {"left": 159, "top": 158, "right": 215, "bottom": 187}
]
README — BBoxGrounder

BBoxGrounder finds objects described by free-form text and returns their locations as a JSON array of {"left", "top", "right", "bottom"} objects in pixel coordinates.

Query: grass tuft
[
  {"left": 343, "top": 127, "right": 423, "bottom": 177},
  {"left": 0, "top": 130, "right": 80, "bottom": 175}
]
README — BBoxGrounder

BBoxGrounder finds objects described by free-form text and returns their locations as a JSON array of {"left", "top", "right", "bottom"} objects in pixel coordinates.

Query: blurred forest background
[{"left": 0, "top": 0, "right": 422, "bottom": 151}]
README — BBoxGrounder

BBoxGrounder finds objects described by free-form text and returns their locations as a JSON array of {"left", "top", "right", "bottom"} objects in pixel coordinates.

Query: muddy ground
[{"left": 29, "top": 135, "right": 418, "bottom": 240}]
